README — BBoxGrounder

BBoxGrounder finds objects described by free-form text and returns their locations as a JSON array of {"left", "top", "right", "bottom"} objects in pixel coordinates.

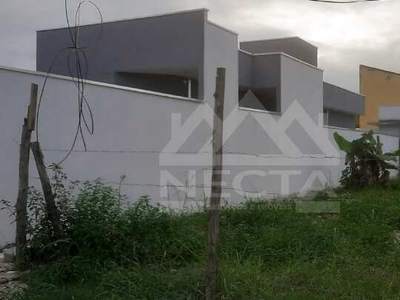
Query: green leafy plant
[
  {"left": 26, "top": 164, "right": 79, "bottom": 263},
  {"left": 24, "top": 168, "right": 205, "bottom": 268},
  {"left": 334, "top": 130, "right": 400, "bottom": 188}
]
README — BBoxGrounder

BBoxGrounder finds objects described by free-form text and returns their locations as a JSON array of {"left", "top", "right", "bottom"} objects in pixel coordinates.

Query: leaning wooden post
[
  {"left": 206, "top": 68, "right": 226, "bottom": 300},
  {"left": 30, "top": 142, "right": 63, "bottom": 239},
  {"left": 16, "top": 83, "right": 38, "bottom": 264}
]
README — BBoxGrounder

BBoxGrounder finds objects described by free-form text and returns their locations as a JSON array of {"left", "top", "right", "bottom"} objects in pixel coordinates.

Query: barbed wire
[
  {"left": 38, "top": 147, "right": 400, "bottom": 161},
  {"left": 28, "top": 176, "right": 282, "bottom": 196},
  {"left": 309, "top": 0, "right": 380, "bottom": 3},
  {"left": 37, "top": 147, "right": 372, "bottom": 160},
  {"left": 11, "top": 140, "right": 398, "bottom": 162}
]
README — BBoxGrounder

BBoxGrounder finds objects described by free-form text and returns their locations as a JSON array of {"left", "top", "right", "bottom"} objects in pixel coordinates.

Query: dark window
[
  {"left": 239, "top": 87, "right": 279, "bottom": 112},
  {"left": 115, "top": 72, "right": 199, "bottom": 99}
]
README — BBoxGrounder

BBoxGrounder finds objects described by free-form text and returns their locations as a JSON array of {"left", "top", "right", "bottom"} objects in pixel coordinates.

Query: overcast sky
[{"left": 1, "top": 0, "right": 400, "bottom": 92}]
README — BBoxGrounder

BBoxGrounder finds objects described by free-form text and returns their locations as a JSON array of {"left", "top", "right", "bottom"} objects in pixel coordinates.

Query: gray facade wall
[
  {"left": 238, "top": 52, "right": 281, "bottom": 111},
  {"left": 252, "top": 55, "right": 281, "bottom": 90},
  {"left": 204, "top": 22, "right": 239, "bottom": 115},
  {"left": 37, "top": 9, "right": 207, "bottom": 98},
  {"left": 323, "top": 82, "right": 365, "bottom": 115},
  {"left": 280, "top": 54, "right": 323, "bottom": 123},
  {"left": 240, "top": 37, "right": 318, "bottom": 67},
  {"left": 239, "top": 44, "right": 364, "bottom": 126},
  {"left": 238, "top": 51, "right": 252, "bottom": 88}
]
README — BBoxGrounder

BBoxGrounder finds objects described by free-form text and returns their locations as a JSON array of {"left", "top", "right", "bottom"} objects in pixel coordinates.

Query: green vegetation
[
  {"left": 11, "top": 174, "right": 400, "bottom": 299},
  {"left": 334, "top": 130, "right": 400, "bottom": 188}
]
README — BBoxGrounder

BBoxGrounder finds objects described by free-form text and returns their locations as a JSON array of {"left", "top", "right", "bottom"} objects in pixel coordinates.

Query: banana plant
[{"left": 334, "top": 131, "right": 400, "bottom": 188}]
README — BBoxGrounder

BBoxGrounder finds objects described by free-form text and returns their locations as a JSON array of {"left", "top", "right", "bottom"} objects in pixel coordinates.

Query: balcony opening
[
  {"left": 115, "top": 72, "right": 199, "bottom": 99},
  {"left": 238, "top": 87, "right": 280, "bottom": 112}
]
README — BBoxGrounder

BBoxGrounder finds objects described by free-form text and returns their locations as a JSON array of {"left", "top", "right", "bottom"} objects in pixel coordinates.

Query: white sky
[{"left": 1, "top": 0, "right": 400, "bottom": 92}]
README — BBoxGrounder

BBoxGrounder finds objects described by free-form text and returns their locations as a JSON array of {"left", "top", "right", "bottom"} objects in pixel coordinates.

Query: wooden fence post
[
  {"left": 16, "top": 83, "right": 38, "bottom": 264},
  {"left": 398, "top": 138, "right": 400, "bottom": 169},
  {"left": 30, "top": 142, "right": 63, "bottom": 239},
  {"left": 206, "top": 68, "right": 226, "bottom": 300}
]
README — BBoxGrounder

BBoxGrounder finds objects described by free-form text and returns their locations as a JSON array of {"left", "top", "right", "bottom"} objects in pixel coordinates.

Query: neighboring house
[
  {"left": 0, "top": 8, "right": 398, "bottom": 247},
  {"left": 37, "top": 10, "right": 364, "bottom": 129},
  {"left": 359, "top": 65, "right": 400, "bottom": 130}
]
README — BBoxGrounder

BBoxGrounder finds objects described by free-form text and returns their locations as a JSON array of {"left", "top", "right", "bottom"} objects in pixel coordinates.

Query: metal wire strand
[{"left": 35, "top": 0, "right": 103, "bottom": 167}]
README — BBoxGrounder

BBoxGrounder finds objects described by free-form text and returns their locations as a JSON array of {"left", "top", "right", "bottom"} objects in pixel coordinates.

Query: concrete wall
[
  {"left": 240, "top": 37, "right": 318, "bottom": 67},
  {"left": 380, "top": 124, "right": 400, "bottom": 137},
  {"left": 204, "top": 22, "right": 239, "bottom": 116},
  {"left": 37, "top": 9, "right": 207, "bottom": 98},
  {"left": 0, "top": 67, "right": 208, "bottom": 248},
  {"left": 323, "top": 82, "right": 364, "bottom": 116}
]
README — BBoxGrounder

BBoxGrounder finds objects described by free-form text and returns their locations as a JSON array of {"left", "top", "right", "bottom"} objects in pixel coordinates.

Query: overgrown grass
[{"left": 14, "top": 187, "right": 400, "bottom": 299}]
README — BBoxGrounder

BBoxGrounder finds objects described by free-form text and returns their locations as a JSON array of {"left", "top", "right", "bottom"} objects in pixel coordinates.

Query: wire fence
[
  {"left": 27, "top": 176, "right": 285, "bottom": 198},
  {"left": 24, "top": 147, "right": 358, "bottom": 200},
  {"left": 19, "top": 145, "right": 396, "bottom": 201},
  {"left": 40, "top": 148, "right": 350, "bottom": 160}
]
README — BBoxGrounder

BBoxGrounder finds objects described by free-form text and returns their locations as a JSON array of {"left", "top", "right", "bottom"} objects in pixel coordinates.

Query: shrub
[
  {"left": 334, "top": 131, "right": 400, "bottom": 188},
  {"left": 25, "top": 168, "right": 205, "bottom": 268}
]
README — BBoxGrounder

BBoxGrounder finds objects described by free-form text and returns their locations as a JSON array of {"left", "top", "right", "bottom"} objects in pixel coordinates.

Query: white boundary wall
[
  {"left": 0, "top": 67, "right": 207, "bottom": 246},
  {"left": 1, "top": 66, "right": 399, "bottom": 247}
]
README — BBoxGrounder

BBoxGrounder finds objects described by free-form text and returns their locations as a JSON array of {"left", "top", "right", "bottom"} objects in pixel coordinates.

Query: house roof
[
  {"left": 240, "top": 36, "right": 317, "bottom": 49},
  {"left": 360, "top": 64, "right": 400, "bottom": 77},
  {"left": 37, "top": 8, "right": 209, "bottom": 32}
]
